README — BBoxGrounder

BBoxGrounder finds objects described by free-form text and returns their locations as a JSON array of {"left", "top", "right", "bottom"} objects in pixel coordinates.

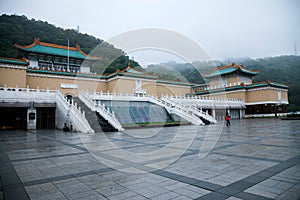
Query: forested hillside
[
  {"left": 0, "top": 14, "right": 141, "bottom": 74},
  {"left": 145, "top": 56, "right": 300, "bottom": 111}
]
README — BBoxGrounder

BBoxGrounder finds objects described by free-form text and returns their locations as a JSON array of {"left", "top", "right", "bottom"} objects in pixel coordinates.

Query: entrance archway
[{"left": 65, "top": 94, "right": 73, "bottom": 104}]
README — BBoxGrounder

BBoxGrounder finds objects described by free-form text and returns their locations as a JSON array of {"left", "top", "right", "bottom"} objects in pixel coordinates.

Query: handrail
[
  {"left": 79, "top": 92, "right": 124, "bottom": 131},
  {"left": 148, "top": 95, "right": 203, "bottom": 125},
  {"left": 56, "top": 91, "right": 94, "bottom": 133},
  {"left": 162, "top": 96, "right": 217, "bottom": 124}
]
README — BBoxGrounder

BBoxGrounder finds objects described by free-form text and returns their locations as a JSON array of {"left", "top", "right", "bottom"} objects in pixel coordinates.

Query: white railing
[
  {"left": 0, "top": 86, "right": 56, "bottom": 102},
  {"left": 163, "top": 96, "right": 217, "bottom": 124},
  {"left": 56, "top": 91, "right": 94, "bottom": 133},
  {"left": 79, "top": 92, "right": 206, "bottom": 125},
  {"left": 91, "top": 91, "right": 148, "bottom": 102},
  {"left": 79, "top": 92, "right": 124, "bottom": 131},
  {"left": 148, "top": 95, "right": 204, "bottom": 125}
]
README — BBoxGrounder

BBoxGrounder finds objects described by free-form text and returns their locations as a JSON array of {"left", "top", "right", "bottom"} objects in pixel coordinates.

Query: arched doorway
[{"left": 66, "top": 94, "right": 73, "bottom": 104}]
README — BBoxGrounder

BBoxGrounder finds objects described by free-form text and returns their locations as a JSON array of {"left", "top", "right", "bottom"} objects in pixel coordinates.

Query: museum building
[{"left": 0, "top": 39, "right": 289, "bottom": 132}]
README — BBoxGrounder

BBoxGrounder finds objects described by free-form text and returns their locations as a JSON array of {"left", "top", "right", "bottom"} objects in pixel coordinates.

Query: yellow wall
[
  {"left": 208, "top": 79, "right": 220, "bottom": 88},
  {"left": 26, "top": 74, "right": 106, "bottom": 96},
  {"left": 0, "top": 67, "right": 27, "bottom": 88},
  {"left": 246, "top": 89, "right": 288, "bottom": 104},
  {"left": 107, "top": 78, "right": 136, "bottom": 94},
  {"left": 156, "top": 84, "right": 191, "bottom": 98},
  {"left": 206, "top": 91, "right": 246, "bottom": 100},
  {"left": 227, "top": 77, "right": 252, "bottom": 85},
  {"left": 282, "top": 90, "right": 288, "bottom": 102},
  {"left": 142, "top": 80, "right": 157, "bottom": 96}
]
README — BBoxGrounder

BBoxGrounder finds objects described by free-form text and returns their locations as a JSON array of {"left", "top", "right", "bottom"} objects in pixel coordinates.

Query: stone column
[
  {"left": 27, "top": 101, "right": 37, "bottom": 130},
  {"left": 212, "top": 107, "right": 216, "bottom": 118},
  {"left": 240, "top": 109, "right": 245, "bottom": 119}
]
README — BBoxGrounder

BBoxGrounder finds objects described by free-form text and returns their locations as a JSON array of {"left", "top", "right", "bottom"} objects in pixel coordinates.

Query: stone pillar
[
  {"left": 240, "top": 109, "right": 245, "bottom": 119},
  {"left": 212, "top": 108, "right": 216, "bottom": 118},
  {"left": 27, "top": 102, "right": 37, "bottom": 130}
]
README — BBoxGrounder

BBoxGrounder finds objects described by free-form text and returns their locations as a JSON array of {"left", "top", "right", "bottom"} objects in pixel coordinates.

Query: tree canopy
[{"left": 0, "top": 14, "right": 141, "bottom": 74}]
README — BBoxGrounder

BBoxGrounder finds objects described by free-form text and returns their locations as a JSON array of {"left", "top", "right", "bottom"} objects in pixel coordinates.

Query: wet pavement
[{"left": 0, "top": 118, "right": 300, "bottom": 200}]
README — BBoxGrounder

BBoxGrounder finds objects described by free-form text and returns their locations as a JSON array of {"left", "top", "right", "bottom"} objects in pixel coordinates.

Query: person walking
[{"left": 225, "top": 113, "right": 231, "bottom": 126}]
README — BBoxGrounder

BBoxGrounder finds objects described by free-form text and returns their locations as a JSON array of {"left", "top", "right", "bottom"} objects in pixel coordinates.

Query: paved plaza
[{"left": 0, "top": 118, "right": 300, "bottom": 200}]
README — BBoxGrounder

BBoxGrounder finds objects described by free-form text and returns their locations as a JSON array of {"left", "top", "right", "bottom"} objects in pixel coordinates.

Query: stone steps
[{"left": 72, "top": 97, "right": 116, "bottom": 132}]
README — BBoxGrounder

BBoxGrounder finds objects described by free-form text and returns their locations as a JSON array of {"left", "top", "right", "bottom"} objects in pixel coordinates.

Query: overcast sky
[{"left": 0, "top": 0, "right": 299, "bottom": 66}]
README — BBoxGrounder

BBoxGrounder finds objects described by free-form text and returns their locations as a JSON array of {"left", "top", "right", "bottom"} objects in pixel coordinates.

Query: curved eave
[
  {"left": 204, "top": 68, "right": 258, "bottom": 78},
  {"left": 0, "top": 58, "right": 29, "bottom": 66},
  {"left": 15, "top": 45, "right": 99, "bottom": 61}
]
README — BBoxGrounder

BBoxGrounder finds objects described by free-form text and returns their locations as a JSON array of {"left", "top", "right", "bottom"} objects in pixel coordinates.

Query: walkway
[{"left": 0, "top": 118, "right": 299, "bottom": 199}]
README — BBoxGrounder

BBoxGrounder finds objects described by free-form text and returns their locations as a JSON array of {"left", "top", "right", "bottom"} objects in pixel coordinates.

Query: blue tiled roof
[
  {"left": 205, "top": 65, "right": 259, "bottom": 78},
  {"left": 17, "top": 45, "right": 88, "bottom": 59},
  {"left": 0, "top": 57, "right": 28, "bottom": 65},
  {"left": 15, "top": 39, "right": 99, "bottom": 60}
]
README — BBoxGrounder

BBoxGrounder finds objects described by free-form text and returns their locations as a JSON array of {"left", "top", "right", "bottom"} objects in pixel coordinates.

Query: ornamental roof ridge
[
  {"left": 14, "top": 38, "right": 101, "bottom": 60},
  {"left": 204, "top": 63, "right": 259, "bottom": 78},
  {"left": 15, "top": 38, "right": 79, "bottom": 51}
]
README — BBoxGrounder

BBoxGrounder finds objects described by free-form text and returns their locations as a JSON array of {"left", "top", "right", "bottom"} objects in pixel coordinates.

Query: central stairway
[{"left": 72, "top": 97, "right": 117, "bottom": 132}]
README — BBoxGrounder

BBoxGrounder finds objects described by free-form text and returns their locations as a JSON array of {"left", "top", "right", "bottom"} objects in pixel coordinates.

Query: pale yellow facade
[
  {"left": 246, "top": 88, "right": 288, "bottom": 104},
  {"left": 0, "top": 64, "right": 192, "bottom": 98},
  {"left": 0, "top": 66, "right": 27, "bottom": 88},
  {"left": 227, "top": 76, "right": 252, "bottom": 85}
]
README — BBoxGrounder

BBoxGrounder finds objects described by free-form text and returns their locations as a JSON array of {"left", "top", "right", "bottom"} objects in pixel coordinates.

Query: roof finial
[{"left": 34, "top": 38, "right": 40, "bottom": 44}]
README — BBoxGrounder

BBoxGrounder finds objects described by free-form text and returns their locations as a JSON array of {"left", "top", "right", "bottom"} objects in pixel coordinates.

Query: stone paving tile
[
  {"left": 30, "top": 192, "right": 68, "bottom": 200},
  {"left": 150, "top": 191, "right": 179, "bottom": 200},
  {"left": 225, "top": 197, "right": 242, "bottom": 200},
  {"left": 95, "top": 184, "right": 128, "bottom": 197},
  {"left": 106, "top": 190, "right": 139, "bottom": 200},
  {"left": 244, "top": 165, "right": 300, "bottom": 199},
  {"left": 1, "top": 118, "right": 300, "bottom": 200},
  {"left": 65, "top": 189, "right": 107, "bottom": 200},
  {"left": 25, "top": 183, "right": 61, "bottom": 199}
]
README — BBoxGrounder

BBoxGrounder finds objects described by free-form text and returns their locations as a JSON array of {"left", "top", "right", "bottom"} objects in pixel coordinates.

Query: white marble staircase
[
  {"left": 148, "top": 95, "right": 204, "bottom": 125},
  {"left": 79, "top": 92, "right": 124, "bottom": 132},
  {"left": 162, "top": 96, "right": 217, "bottom": 124}
]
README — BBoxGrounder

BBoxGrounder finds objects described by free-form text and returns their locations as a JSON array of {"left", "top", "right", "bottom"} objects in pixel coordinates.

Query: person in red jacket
[{"left": 225, "top": 113, "right": 231, "bottom": 126}]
